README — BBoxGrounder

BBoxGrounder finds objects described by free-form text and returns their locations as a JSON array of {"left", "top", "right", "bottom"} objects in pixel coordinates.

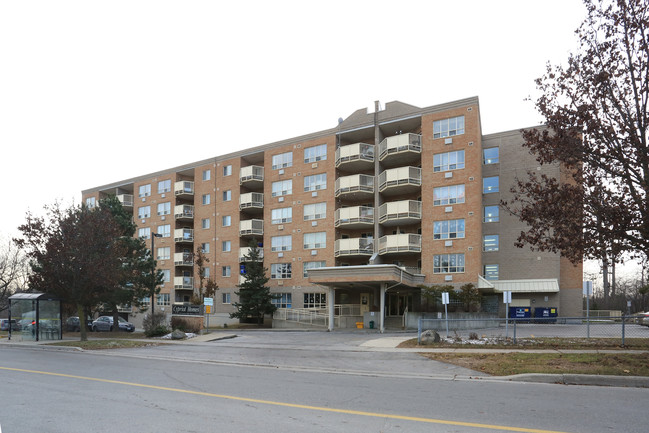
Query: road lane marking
[{"left": 0, "top": 366, "right": 571, "bottom": 433}]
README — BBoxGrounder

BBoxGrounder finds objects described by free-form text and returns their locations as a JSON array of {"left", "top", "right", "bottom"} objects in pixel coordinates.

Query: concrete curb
[{"left": 494, "top": 373, "right": 649, "bottom": 388}]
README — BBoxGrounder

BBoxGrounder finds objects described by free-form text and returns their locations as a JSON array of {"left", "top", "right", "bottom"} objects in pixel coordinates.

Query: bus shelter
[{"left": 8, "top": 293, "right": 62, "bottom": 341}]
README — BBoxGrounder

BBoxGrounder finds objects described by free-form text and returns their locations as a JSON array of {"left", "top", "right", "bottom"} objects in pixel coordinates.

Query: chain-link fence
[{"left": 417, "top": 314, "right": 649, "bottom": 345}]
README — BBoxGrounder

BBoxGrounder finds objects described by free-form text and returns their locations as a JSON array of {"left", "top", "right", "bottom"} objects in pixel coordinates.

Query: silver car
[{"left": 91, "top": 316, "right": 135, "bottom": 332}]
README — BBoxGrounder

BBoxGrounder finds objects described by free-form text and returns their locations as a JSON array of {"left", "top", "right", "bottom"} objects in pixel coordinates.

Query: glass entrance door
[{"left": 387, "top": 292, "right": 412, "bottom": 316}]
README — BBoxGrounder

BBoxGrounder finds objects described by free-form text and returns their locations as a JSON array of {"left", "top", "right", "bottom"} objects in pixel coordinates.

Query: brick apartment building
[{"left": 82, "top": 97, "right": 582, "bottom": 330}]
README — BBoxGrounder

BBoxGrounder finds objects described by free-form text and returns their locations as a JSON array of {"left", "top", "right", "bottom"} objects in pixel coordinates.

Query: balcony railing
[
  {"left": 240, "top": 192, "right": 264, "bottom": 210},
  {"left": 174, "top": 205, "right": 194, "bottom": 220},
  {"left": 239, "top": 247, "right": 264, "bottom": 262},
  {"left": 174, "top": 252, "right": 193, "bottom": 266},
  {"left": 240, "top": 219, "right": 264, "bottom": 236},
  {"left": 335, "top": 143, "right": 374, "bottom": 168},
  {"left": 378, "top": 234, "right": 422, "bottom": 255},
  {"left": 174, "top": 276, "right": 194, "bottom": 290},
  {"left": 378, "top": 166, "right": 421, "bottom": 193},
  {"left": 378, "top": 133, "right": 422, "bottom": 161},
  {"left": 240, "top": 165, "right": 264, "bottom": 184},
  {"left": 334, "top": 238, "right": 374, "bottom": 257},
  {"left": 174, "top": 181, "right": 194, "bottom": 197},
  {"left": 117, "top": 194, "right": 133, "bottom": 207},
  {"left": 379, "top": 200, "right": 422, "bottom": 225},
  {"left": 334, "top": 206, "right": 374, "bottom": 228},
  {"left": 174, "top": 228, "right": 194, "bottom": 243},
  {"left": 335, "top": 174, "right": 374, "bottom": 197}
]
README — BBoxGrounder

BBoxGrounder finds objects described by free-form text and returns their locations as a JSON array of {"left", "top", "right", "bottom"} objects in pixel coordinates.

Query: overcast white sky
[{"left": 0, "top": 0, "right": 588, "bottom": 240}]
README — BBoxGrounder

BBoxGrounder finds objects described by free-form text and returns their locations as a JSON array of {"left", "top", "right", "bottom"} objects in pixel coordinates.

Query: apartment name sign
[{"left": 171, "top": 304, "right": 203, "bottom": 316}]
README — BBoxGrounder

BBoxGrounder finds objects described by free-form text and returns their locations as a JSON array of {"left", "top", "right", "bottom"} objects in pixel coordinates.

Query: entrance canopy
[
  {"left": 478, "top": 276, "right": 560, "bottom": 293},
  {"left": 307, "top": 265, "right": 425, "bottom": 332}
]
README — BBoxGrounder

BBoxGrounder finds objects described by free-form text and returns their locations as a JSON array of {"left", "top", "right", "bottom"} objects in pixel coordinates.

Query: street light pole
[{"left": 151, "top": 232, "right": 163, "bottom": 318}]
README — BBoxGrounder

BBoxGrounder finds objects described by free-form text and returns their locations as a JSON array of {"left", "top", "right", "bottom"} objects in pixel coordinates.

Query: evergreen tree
[{"left": 230, "top": 240, "right": 277, "bottom": 325}]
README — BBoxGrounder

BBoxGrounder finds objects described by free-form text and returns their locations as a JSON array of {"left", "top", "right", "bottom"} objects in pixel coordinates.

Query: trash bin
[
  {"left": 356, "top": 321, "right": 363, "bottom": 329},
  {"left": 369, "top": 320, "right": 374, "bottom": 329},
  {"left": 534, "top": 307, "right": 557, "bottom": 323},
  {"left": 509, "top": 307, "right": 531, "bottom": 322}
]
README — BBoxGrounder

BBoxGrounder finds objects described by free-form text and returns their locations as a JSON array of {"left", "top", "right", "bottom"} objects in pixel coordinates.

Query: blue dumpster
[
  {"left": 509, "top": 307, "right": 531, "bottom": 322},
  {"left": 534, "top": 307, "right": 558, "bottom": 323}
]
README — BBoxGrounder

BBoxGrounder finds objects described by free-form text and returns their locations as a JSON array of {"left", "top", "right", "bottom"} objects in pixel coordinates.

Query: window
[
  {"left": 161, "top": 269, "right": 170, "bottom": 283},
  {"left": 203, "top": 169, "right": 211, "bottom": 181},
  {"left": 222, "top": 266, "right": 231, "bottom": 277},
  {"left": 304, "top": 173, "right": 327, "bottom": 192},
  {"left": 304, "top": 232, "right": 326, "bottom": 249},
  {"left": 157, "top": 247, "right": 170, "bottom": 260},
  {"left": 272, "top": 293, "right": 292, "bottom": 308},
  {"left": 157, "top": 293, "right": 170, "bottom": 306},
  {"left": 271, "top": 207, "right": 292, "bottom": 224},
  {"left": 484, "top": 206, "right": 499, "bottom": 223},
  {"left": 304, "top": 144, "right": 327, "bottom": 163},
  {"left": 141, "top": 296, "right": 151, "bottom": 307},
  {"left": 203, "top": 267, "right": 210, "bottom": 279},
  {"left": 202, "top": 218, "right": 210, "bottom": 229},
  {"left": 483, "top": 147, "right": 499, "bottom": 164},
  {"left": 272, "top": 151, "right": 293, "bottom": 170},
  {"left": 222, "top": 293, "right": 231, "bottom": 304},
  {"left": 223, "top": 165, "right": 232, "bottom": 176},
  {"left": 202, "top": 194, "right": 211, "bottom": 205},
  {"left": 484, "top": 264, "right": 499, "bottom": 280},
  {"left": 483, "top": 235, "right": 499, "bottom": 252},
  {"left": 272, "top": 179, "right": 293, "bottom": 197},
  {"left": 433, "top": 185, "right": 465, "bottom": 206},
  {"left": 483, "top": 176, "right": 499, "bottom": 193},
  {"left": 433, "top": 219, "right": 466, "bottom": 239},
  {"left": 157, "top": 224, "right": 171, "bottom": 238},
  {"left": 201, "top": 243, "right": 210, "bottom": 253},
  {"left": 271, "top": 263, "right": 292, "bottom": 279},
  {"left": 139, "top": 184, "right": 151, "bottom": 197},
  {"left": 138, "top": 227, "right": 150, "bottom": 239},
  {"left": 433, "top": 115, "right": 465, "bottom": 139},
  {"left": 303, "top": 202, "right": 326, "bottom": 220},
  {"left": 158, "top": 179, "right": 171, "bottom": 194},
  {"left": 223, "top": 190, "right": 232, "bottom": 201},
  {"left": 303, "top": 261, "right": 326, "bottom": 278},
  {"left": 138, "top": 206, "right": 151, "bottom": 219},
  {"left": 271, "top": 235, "right": 292, "bottom": 252},
  {"left": 222, "top": 241, "right": 231, "bottom": 252},
  {"left": 222, "top": 215, "right": 231, "bottom": 227},
  {"left": 85, "top": 197, "right": 96, "bottom": 208},
  {"left": 433, "top": 150, "right": 465, "bottom": 172},
  {"left": 433, "top": 254, "right": 465, "bottom": 273},
  {"left": 157, "top": 202, "right": 171, "bottom": 216},
  {"left": 304, "top": 292, "right": 326, "bottom": 308}
]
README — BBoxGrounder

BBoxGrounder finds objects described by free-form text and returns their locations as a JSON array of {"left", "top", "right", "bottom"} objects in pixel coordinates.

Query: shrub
[
  {"left": 171, "top": 316, "right": 201, "bottom": 333},
  {"left": 143, "top": 312, "right": 169, "bottom": 337}
]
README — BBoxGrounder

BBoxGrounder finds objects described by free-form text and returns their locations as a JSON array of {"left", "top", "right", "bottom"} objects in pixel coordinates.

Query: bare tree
[{"left": 0, "top": 237, "right": 29, "bottom": 313}]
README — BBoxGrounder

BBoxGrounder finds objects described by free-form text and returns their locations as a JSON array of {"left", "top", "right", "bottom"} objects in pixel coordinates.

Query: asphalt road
[{"left": 1, "top": 331, "right": 647, "bottom": 433}]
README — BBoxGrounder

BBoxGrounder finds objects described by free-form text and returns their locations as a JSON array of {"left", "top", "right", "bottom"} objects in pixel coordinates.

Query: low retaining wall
[{"left": 407, "top": 312, "right": 500, "bottom": 330}]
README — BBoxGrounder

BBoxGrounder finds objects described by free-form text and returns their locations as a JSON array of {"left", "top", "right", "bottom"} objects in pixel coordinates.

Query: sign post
[
  {"left": 204, "top": 297, "right": 213, "bottom": 334},
  {"left": 583, "top": 281, "right": 592, "bottom": 338},
  {"left": 441, "top": 292, "right": 450, "bottom": 338},
  {"left": 503, "top": 291, "right": 512, "bottom": 338}
]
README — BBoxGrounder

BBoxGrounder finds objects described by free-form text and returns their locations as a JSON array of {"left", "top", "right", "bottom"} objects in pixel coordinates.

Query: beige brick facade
[{"left": 82, "top": 97, "right": 582, "bottom": 319}]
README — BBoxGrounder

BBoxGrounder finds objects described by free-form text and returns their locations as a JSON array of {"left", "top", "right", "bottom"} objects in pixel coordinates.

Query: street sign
[
  {"left": 503, "top": 291, "right": 512, "bottom": 304},
  {"left": 441, "top": 292, "right": 449, "bottom": 305},
  {"left": 204, "top": 297, "right": 213, "bottom": 306},
  {"left": 205, "top": 305, "right": 212, "bottom": 314},
  {"left": 583, "top": 281, "right": 593, "bottom": 296}
]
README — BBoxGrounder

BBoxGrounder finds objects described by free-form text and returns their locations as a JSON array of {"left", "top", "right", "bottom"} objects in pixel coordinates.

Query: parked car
[
  {"left": 639, "top": 311, "right": 649, "bottom": 326},
  {"left": 1, "top": 319, "right": 20, "bottom": 331},
  {"left": 65, "top": 316, "right": 93, "bottom": 332},
  {"left": 91, "top": 316, "right": 135, "bottom": 332}
]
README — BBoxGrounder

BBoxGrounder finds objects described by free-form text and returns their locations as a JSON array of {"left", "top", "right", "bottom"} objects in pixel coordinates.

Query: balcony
[
  {"left": 240, "top": 219, "right": 264, "bottom": 237},
  {"left": 239, "top": 247, "right": 264, "bottom": 262},
  {"left": 174, "top": 252, "right": 193, "bottom": 266},
  {"left": 174, "top": 276, "right": 194, "bottom": 290},
  {"left": 335, "top": 143, "right": 374, "bottom": 171},
  {"left": 174, "top": 181, "right": 194, "bottom": 198},
  {"left": 174, "top": 204, "right": 194, "bottom": 220},
  {"left": 240, "top": 192, "right": 264, "bottom": 211},
  {"left": 240, "top": 165, "right": 264, "bottom": 189},
  {"left": 335, "top": 174, "right": 374, "bottom": 199},
  {"left": 334, "top": 206, "right": 374, "bottom": 229},
  {"left": 174, "top": 228, "right": 194, "bottom": 243},
  {"left": 378, "top": 133, "right": 422, "bottom": 167},
  {"left": 378, "top": 166, "right": 421, "bottom": 196},
  {"left": 334, "top": 238, "right": 374, "bottom": 257},
  {"left": 379, "top": 200, "right": 422, "bottom": 226},
  {"left": 378, "top": 234, "right": 422, "bottom": 255},
  {"left": 117, "top": 194, "right": 133, "bottom": 208}
]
